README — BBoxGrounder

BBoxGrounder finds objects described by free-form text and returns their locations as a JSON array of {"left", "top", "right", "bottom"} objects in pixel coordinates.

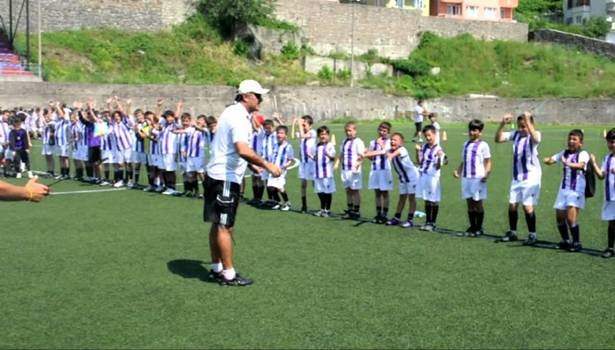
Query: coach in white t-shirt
[{"left": 204, "top": 79, "right": 281, "bottom": 287}]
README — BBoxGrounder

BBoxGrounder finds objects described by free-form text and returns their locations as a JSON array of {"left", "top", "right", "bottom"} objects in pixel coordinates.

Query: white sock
[
  {"left": 223, "top": 268, "right": 236, "bottom": 280},
  {"left": 211, "top": 262, "right": 223, "bottom": 273},
  {"left": 529, "top": 232, "right": 536, "bottom": 238}
]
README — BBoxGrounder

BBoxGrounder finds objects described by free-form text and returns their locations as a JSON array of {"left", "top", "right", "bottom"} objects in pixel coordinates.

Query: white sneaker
[
  {"left": 27, "top": 171, "right": 33, "bottom": 179},
  {"left": 281, "top": 203, "right": 291, "bottom": 211},
  {"left": 126, "top": 180, "right": 134, "bottom": 188},
  {"left": 143, "top": 185, "right": 154, "bottom": 192},
  {"left": 113, "top": 180, "right": 124, "bottom": 188},
  {"left": 162, "top": 189, "right": 174, "bottom": 195},
  {"left": 100, "top": 180, "right": 111, "bottom": 186},
  {"left": 272, "top": 204, "right": 281, "bottom": 210},
  {"left": 313, "top": 209, "right": 324, "bottom": 217},
  {"left": 15, "top": 172, "right": 22, "bottom": 179}
]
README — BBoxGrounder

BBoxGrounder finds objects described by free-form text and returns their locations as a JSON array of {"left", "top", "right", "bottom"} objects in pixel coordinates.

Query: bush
[
  {"left": 318, "top": 66, "right": 333, "bottom": 80},
  {"left": 198, "top": 0, "right": 275, "bottom": 37},
  {"left": 280, "top": 42, "right": 300, "bottom": 60}
]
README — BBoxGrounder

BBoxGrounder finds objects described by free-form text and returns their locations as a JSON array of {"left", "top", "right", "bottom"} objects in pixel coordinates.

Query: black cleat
[
  {"left": 208, "top": 269, "right": 222, "bottom": 282},
  {"left": 522, "top": 235, "right": 537, "bottom": 246},
  {"left": 500, "top": 231, "right": 519, "bottom": 242},
  {"left": 219, "top": 274, "right": 253, "bottom": 287},
  {"left": 555, "top": 240, "right": 571, "bottom": 250},
  {"left": 601, "top": 248, "right": 614, "bottom": 259},
  {"left": 569, "top": 242, "right": 583, "bottom": 253}
]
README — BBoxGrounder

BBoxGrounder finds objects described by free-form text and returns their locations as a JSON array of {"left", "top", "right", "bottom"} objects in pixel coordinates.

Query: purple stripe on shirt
[
  {"left": 521, "top": 137, "right": 529, "bottom": 180},
  {"left": 470, "top": 141, "right": 480, "bottom": 177},
  {"left": 512, "top": 132, "right": 519, "bottom": 180},
  {"left": 462, "top": 141, "right": 471, "bottom": 177},
  {"left": 570, "top": 153, "right": 578, "bottom": 191},
  {"left": 322, "top": 145, "right": 328, "bottom": 178},
  {"left": 607, "top": 155, "right": 613, "bottom": 201},
  {"left": 394, "top": 156, "right": 409, "bottom": 183}
]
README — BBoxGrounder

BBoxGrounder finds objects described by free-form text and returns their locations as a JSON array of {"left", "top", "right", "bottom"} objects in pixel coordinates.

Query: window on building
[
  {"left": 484, "top": 7, "right": 498, "bottom": 19},
  {"left": 466, "top": 5, "right": 479, "bottom": 17},
  {"left": 566, "top": 17, "right": 573, "bottom": 24},
  {"left": 447, "top": 4, "right": 461, "bottom": 16},
  {"left": 576, "top": 15, "right": 582, "bottom": 23}
]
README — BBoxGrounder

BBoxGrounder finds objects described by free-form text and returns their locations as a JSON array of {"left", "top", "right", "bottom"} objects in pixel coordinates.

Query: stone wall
[
  {"left": 0, "top": 0, "right": 194, "bottom": 32},
  {"left": 530, "top": 29, "right": 615, "bottom": 60},
  {"left": 275, "top": 0, "right": 528, "bottom": 59},
  {"left": 1, "top": 82, "right": 613, "bottom": 124}
]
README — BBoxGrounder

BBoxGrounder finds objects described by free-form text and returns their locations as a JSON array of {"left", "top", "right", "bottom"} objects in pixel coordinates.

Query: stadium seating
[{"left": 0, "top": 32, "right": 41, "bottom": 81}]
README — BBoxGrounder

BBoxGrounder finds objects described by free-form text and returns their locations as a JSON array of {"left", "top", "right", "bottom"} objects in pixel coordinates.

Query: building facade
[{"left": 428, "top": 0, "right": 518, "bottom": 22}]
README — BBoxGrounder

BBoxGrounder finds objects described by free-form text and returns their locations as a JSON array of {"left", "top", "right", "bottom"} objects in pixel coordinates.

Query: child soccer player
[
  {"left": 260, "top": 119, "right": 277, "bottom": 205},
  {"left": 366, "top": 132, "right": 419, "bottom": 227},
  {"left": 41, "top": 110, "right": 56, "bottom": 177},
  {"left": 417, "top": 125, "right": 446, "bottom": 231},
  {"left": 53, "top": 104, "right": 72, "bottom": 180},
  {"left": 268, "top": 125, "right": 295, "bottom": 211},
  {"left": 159, "top": 110, "right": 180, "bottom": 196},
  {"left": 310, "top": 126, "right": 336, "bottom": 217},
  {"left": 181, "top": 114, "right": 206, "bottom": 197},
  {"left": 176, "top": 112, "right": 193, "bottom": 195},
  {"left": 0, "top": 111, "right": 12, "bottom": 177},
  {"left": 544, "top": 129, "right": 589, "bottom": 252},
  {"left": 294, "top": 115, "right": 317, "bottom": 213},
  {"left": 365, "top": 122, "right": 393, "bottom": 224},
  {"left": 339, "top": 121, "right": 365, "bottom": 220},
  {"left": 495, "top": 112, "right": 542, "bottom": 245},
  {"left": 413, "top": 99, "right": 428, "bottom": 142},
  {"left": 111, "top": 110, "right": 134, "bottom": 188},
  {"left": 130, "top": 109, "right": 148, "bottom": 189},
  {"left": 8, "top": 118, "right": 32, "bottom": 179},
  {"left": 590, "top": 129, "right": 615, "bottom": 258},
  {"left": 453, "top": 119, "right": 492, "bottom": 237}
]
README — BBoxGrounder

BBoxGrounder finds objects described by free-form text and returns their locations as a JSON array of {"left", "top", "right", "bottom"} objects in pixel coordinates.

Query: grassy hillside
[{"left": 15, "top": 15, "right": 615, "bottom": 98}]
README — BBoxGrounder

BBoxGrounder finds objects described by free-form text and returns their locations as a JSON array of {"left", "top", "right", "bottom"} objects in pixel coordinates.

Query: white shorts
[
  {"left": 554, "top": 189, "right": 585, "bottom": 210},
  {"left": 267, "top": 174, "right": 287, "bottom": 190},
  {"left": 131, "top": 151, "right": 147, "bottom": 164},
  {"left": 179, "top": 160, "right": 187, "bottom": 173},
  {"left": 42, "top": 144, "right": 56, "bottom": 156},
  {"left": 0, "top": 145, "right": 5, "bottom": 157},
  {"left": 462, "top": 178, "right": 487, "bottom": 201},
  {"left": 399, "top": 181, "right": 418, "bottom": 195},
  {"left": 102, "top": 150, "right": 114, "bottom": 164},
  {"left": 341, "top": 170, "right": 362, "bottom": 190},
  {"left": 54, "top": 144, "right": 70, "bottom": 157},
  {"left": 161, "top": 153, "right": 176, "bottom": 171},
  {"left": 149, "top": 154, "right": 160, "bottom": 168},
  {"left": 186, "top": 157, "right": 204, "bottom": 173},
  {"left": 368, "top": 169, "right": 393, "bottom": 191},
  {"left": 603, "top": 201, "right": 615, "bottom": 221},
  {"left": 314, "top": 177, "right": 336, "bottom": 194},
  {"left": 299, "top": 161, "right": 315, "bottom": 181},
  {"left": 417, "top": 174, "right": 440, "bottom": 202},
  {"left": 114, "top": 148, "right": 132, "bottom": 164},
  {"left": 509, "top": 179, "right": 540, "bottom": 206},
  {"left": 260, "top": 170, "right": 270, "bottom": 181}
]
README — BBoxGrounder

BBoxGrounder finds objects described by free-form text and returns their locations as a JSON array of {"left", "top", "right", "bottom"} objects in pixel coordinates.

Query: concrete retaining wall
[
  {"left": 530, "top": 29, "right": 615, "bottom": 60},
  {"left": 1, "top": 82, "right": 614, "bottom": 124}
]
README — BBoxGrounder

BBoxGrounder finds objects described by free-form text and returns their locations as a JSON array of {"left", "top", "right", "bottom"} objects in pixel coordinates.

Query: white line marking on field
[{"left": 50, "top": 188, "right": 127, "bottom": 195}]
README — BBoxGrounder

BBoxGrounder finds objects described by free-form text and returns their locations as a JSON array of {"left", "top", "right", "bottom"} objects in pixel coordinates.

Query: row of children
[{"left": 252, "top": 112, "right": 615, "bottom": 259}]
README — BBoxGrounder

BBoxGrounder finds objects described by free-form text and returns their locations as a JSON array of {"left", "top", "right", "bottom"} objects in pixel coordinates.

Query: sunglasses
[{"left": 254, "top": 93, "right": 263, "bottom": 103}]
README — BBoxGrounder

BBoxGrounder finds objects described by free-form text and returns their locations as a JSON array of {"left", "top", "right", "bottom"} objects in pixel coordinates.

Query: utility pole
[
  {"left": 38, "top": 0, "right": 42, "bottom": 79},
  {"left": 350, "top": 0, "right": 357, "bottom": 88}
]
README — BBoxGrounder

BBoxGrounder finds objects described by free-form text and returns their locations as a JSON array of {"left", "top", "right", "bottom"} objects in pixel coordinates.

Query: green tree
[
  {"left": 516, "top": 0, "right": 562, "bottom": 22},
  {"left": 582, "top": 16, "right": 611, "bottom": 38},
  {"left": 199, "top": 0, "right": 276, "bottom": 37}
]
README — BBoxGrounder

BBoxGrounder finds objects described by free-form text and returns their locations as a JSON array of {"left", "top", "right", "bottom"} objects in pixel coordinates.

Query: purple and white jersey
[
  {"left": 71, "top": 122, "right": 87, "bottom": 148},
  {"left": 249, "top": 129, "right": 263, "bottom": 157},
  {"left": 159, "top": 124, "right": 179, "bottom": 155},
  {"left": 461, "top": 140, "right": 491, "bottom": 179},
  {"left": 0, "top": 121, "right": 10, "bottom": 144},
  {"left": 187, "top": 128, "right": 206, "bottom": 158},
  {"left": 299, "top": 129, "right": 317, "bottom": 164},
  {"left": 391, "top": 147, "right": 418, "bottom": 184},
  {"left": 369, "top": 138, "right": 392, "bottom": 171},
  {"left": 419, "top": 143, "right": 444, "bottom": 177},
  {"left": 101, "top": 128, "right": 115, "bottom": 152},
  {"left": 272, "top": 142, "right": 294, "bottom": 169},
  {"left": 553, "top": 150, "right": 589, "bottom": 192},
  {"left": 42, "top": 121, "right": 55, "bottom": 145},
  {"left": 340, "top": 137, "right": 365, "bottom": 172},
  {"left": 260, "top": 131, "right": 276, "bottom": 162},
  {"left": 149, "top": 128, "right": 161, "bottom": 156},
  {"left": 602, "top": 154, "right": 615, "bottom": 202},
  {"left": 112, "top": 121, "right": 133, "bottom": 151},
  {"left": 312, "top": 142, "right": 336, "bottom": 179},
  {"left": 132, "top": 122, "right": 146, "bottom": 153},
  {"left": 55, "top": 119, "right": 71, "bottom": 146},
  {"left": 502, "top": 131, "right": 541, "bottom": 181}
]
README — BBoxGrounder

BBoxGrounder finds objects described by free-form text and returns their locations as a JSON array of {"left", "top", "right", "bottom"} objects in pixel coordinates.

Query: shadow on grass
[{"left": 167, "top": 259, "right": 218, "bottom": 283}]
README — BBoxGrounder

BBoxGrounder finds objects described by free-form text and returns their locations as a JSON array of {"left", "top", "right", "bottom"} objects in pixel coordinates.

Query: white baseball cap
[{"left": 237, "top": 80, "right": 270, "bottom": 95}]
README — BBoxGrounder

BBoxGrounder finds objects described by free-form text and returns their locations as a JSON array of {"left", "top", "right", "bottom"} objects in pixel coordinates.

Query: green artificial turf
[{"left": 2, "top": 122, "right": 614, "bottom": 349}]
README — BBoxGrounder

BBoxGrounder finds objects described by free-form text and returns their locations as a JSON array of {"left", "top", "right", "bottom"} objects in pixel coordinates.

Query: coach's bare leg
[{"left": 216, "top": 225, "right": 234, "bottom": 270}]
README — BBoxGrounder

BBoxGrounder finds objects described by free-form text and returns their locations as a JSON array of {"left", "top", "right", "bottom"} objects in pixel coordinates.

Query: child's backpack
[{"left": 585, "top": 155, "right": 596, "bottom": 198}]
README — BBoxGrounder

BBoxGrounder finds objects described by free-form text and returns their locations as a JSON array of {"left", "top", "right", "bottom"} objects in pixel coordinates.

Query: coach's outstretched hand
[
  {"left": 25, "top": 177, "right": 50, "bottom": 202},
  {"left": 265, "top": 162, "right": 282, "bottom": 178}
]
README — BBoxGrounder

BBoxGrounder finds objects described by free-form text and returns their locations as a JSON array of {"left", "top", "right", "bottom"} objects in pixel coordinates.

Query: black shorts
[
  {"left": 88, "top": 146, "right": 102, "bottom": 163},
  {"left": 415, "top": 122, "right": 423, "bottom": 132},
  {"left": 203, "top": 175, "right": 241, "bottom": 228}
]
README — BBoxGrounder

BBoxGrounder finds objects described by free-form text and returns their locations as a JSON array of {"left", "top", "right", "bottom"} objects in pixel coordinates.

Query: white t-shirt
[
  {"left": 552, "top": 150, "right": 589, "bottom": 192},
  {"left": 502, "top": 131, "right": 541, "bottom": 182},
  {"left": 461, "top": 140, "right": 491, "bottom": 179},
  {"left": 415, "top": 105, "right": 424, "bottom": 123},
  {"left": 206, "top": 103, "right": 253, "bottom": 184}
]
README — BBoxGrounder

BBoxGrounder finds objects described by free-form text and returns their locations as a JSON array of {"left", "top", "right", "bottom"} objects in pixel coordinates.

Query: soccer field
[{"left": 2, "top": 121, "right": 615, "bottom": 349}]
